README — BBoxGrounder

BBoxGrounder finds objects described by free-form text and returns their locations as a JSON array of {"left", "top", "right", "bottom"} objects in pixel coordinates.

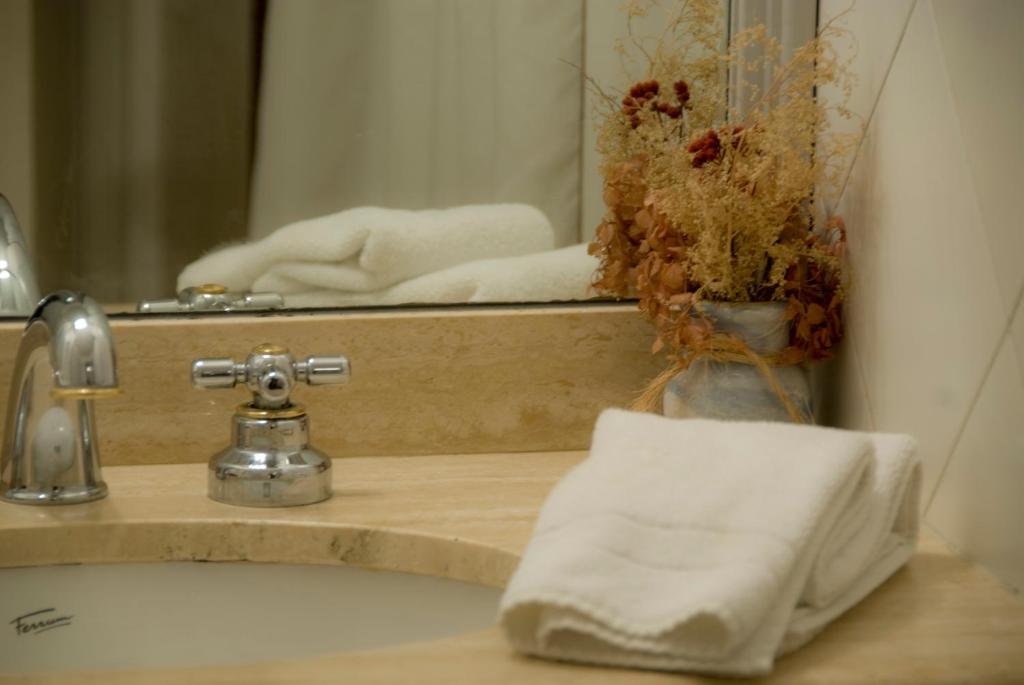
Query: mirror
[{"left": 0, "top": 0, "right": 810, "bottom": 317}]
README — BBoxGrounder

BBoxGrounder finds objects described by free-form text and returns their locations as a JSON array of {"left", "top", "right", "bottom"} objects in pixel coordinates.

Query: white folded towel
[
  {"left": 177, "top": 204, "right": 554, "bottom": 294},
  {"left": 281, "top": 243, "right": 598, "bottom": 307},
  {"left": 500, "top": 409, "right": 921, "bottom": 677}
]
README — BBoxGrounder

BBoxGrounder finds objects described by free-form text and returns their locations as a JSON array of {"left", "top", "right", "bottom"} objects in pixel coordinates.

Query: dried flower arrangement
[{"left": 587, "top": 0, "right": 858, "bottom": 414}]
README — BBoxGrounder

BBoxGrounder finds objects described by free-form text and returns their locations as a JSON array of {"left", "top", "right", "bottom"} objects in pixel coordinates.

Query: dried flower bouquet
[{"left": 588, "top": 0, "right": 859, "bottom": 417}]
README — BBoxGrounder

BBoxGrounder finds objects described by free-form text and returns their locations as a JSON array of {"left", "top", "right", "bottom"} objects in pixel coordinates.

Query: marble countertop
[{"left": 1, "top": 451, "right": 1022, "bottom": 684}]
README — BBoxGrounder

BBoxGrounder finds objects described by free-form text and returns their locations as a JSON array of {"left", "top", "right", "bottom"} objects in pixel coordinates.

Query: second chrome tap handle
[
  {"left": 296, "top": 356, "right": 351, "bottom": 386},
  {"left": 191, "top": 345, "right": 350, "bottom": 409},
  {"left": 191, "top": 358, "right": 245, "bottom": 389}
]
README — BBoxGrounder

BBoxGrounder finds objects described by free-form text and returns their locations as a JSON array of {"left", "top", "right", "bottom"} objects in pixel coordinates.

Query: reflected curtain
[
  {"left": 30, "top": 0, "right": 261, "bottom": 303},
  {"left": 727, "top": 0, "right": 818, "bottom": 116},
  {"left": 248, "top": 0, "right": 584, "bottom": 246}
]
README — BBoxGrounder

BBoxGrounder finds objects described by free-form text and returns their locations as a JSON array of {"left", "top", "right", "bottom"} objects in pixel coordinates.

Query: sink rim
[
  {"left": 0, "top": 519, "right": 518, "bottom": 590},
  {"left": 0, "top": 520, "right": 518, "bottom": 678}
]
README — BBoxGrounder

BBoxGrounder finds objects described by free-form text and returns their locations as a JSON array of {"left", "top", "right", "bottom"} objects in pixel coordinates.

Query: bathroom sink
[{"left": 0, "top": 561, "right": 502, "bottom": 674}]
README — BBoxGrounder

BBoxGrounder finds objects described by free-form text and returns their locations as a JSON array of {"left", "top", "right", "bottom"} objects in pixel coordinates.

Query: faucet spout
[
  {"left": 0, "top": 194, "right": 41, "bottom": 315},
  {"left": 1, "top": 292, "right": 120, "bottom": 505}
]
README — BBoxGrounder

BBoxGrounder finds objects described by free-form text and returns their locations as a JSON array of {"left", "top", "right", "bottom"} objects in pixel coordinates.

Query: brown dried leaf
[
  {"left": 796, "top": 317, "right": 812, "bottom": 341},
  {"left": 784, "top": 298, "right": 802, "bottom": 321},
  {"left": 634, "top": 209, "right": 654, "bottom": 231},
  {"left": 602, "top": 185, "right": 621, "bottom": 207},
  {"left": 778, "top": 346, "right": 805, "bottom": 365},
  {"left": 661, "top": 264, "right": 685, "bottom": 290},
  {"left": 668, "top": 292, "right": 694, "bottom": 306},
  {"left": 806, "top": 303, "right": 826, "bottom": 325}
]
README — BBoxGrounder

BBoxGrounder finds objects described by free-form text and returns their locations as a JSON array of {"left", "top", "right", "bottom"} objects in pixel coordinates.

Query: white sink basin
[{"left": 0, "top": 561, "right": 502, "bottom": 674}]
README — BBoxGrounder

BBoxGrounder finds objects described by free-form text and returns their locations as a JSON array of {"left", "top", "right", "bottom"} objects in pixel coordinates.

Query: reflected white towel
[
  {"left": 499, "top": 410, "right": 921, "bottom": 677},
  {"left": 282, "top": 243, "right": 598, "bottom": 307},
  {"left": 178, "top": 204, "right": 554, "bottom": 294}
]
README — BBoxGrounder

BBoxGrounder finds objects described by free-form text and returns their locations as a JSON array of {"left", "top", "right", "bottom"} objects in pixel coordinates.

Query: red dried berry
[
  {"left": 654, "top": 102, "right": 683, "bottom": 119},
  {"left": 687, "top": 129, "right": 721, "bottom": 167},
  {"left": 674, "top": 80, "right": 691, "bottom": 106},
  {"left": 629, "top": 80, "right": 660, "bottom": 100}
]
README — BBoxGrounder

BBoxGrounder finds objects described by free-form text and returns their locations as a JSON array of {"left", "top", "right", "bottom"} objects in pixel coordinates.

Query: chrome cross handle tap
[
  {"left": 192, "top": 344, "right": 350, "bottom": 411},
  {"left": 191, "top": 344, "right": 350, "bottom": 507}
]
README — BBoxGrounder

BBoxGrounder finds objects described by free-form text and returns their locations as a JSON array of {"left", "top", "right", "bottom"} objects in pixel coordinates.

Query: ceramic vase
[{"left": 661, "top": 302, "right": 813, "bottom": 422}]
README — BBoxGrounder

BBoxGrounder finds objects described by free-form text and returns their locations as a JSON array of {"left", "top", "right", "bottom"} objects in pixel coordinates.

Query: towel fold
[
  {"left": 499, "top": 409, "right": 921, "bottom": 677},
  {"left": 178, "top": 204, "right": 554, "bottom": 294},
  {"left": 280, "top": 243, "right": 599, "bottom": 307}
]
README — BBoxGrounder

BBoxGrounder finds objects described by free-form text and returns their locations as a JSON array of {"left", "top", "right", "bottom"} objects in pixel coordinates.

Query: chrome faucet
[
  {"left": 0, "top": 193, "right": 41, "bottom": 315},
  {"left": 1, "top": 292, "right": 120, "bottom": 504}
]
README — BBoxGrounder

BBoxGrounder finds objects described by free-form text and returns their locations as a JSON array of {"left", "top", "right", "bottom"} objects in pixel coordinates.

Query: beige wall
[
  {"left": 0, "top": 0, "right": 34, "bottom": 245},
  {"left": 820, "top": 0, "right": 1024, "bottom": 592}
]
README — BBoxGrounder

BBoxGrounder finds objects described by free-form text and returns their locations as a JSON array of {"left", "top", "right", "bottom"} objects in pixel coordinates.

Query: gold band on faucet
[
  {"left": 235, "top": 402, "right": 306, "bottom": 420},
  {"left": 50, "top": 387, "right": 123, "bottom": 400},
  {"left": 194, "top": 283, "right": 228, "bottom": 295},
  {"left": 252, "top": 343, "right": 289, "bottom": 355}
]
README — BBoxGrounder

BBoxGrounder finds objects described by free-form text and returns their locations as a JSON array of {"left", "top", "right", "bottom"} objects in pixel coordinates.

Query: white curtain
[
  {"left": 23, "top": 0, "right": 258, "bottom": 302},
  {"left": 249, "top": 0, "right": 585, "bottom": 246},
  {"left": 728, "top": 0, "right": 818, "bottom": 116}
]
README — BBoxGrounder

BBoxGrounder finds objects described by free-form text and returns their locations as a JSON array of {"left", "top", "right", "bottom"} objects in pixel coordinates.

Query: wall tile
[
  {"left": 931, "top": 0, "right": 1024, "bottom": 314},
  {"left": 1012, "top": 295, "right": 1024, "bottom": 387},
  {"left": 834, "top": 0, "right": 1006, "bottom": 499},
  {"left": 816, "top": 335, "right": 875, "bottom": 432},
  {"left": 817, "top": 0, "right": 916, "bottom": 210},
  {"left": 926, "top": 335, "right": 1024, "bottom": 592}
]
